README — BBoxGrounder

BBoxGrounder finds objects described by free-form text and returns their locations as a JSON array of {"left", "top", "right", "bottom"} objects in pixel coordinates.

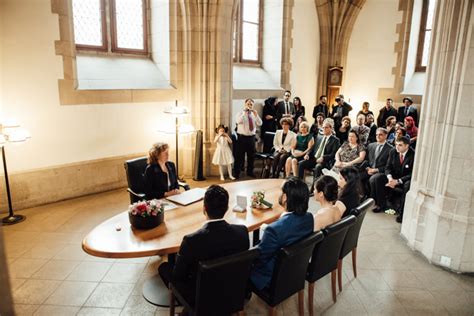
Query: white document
[
  {"left": 165, "top": 188, "right": 206, "bottom": 206},
  {"left": 233, "top": 195, "right": 248, "bottom": 213}
]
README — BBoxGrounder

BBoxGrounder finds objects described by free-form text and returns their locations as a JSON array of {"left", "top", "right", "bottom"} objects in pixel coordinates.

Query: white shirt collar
[{"left": 205, "top": 218, "right": 226, "bottom": 224}]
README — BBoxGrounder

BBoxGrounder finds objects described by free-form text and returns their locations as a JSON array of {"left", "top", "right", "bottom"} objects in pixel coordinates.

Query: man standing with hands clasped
[{"left": 234, "top": 98, "right": 262, "bottom": 179}]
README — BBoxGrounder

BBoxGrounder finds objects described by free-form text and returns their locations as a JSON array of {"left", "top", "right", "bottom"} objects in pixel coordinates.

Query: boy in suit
[
  {"left": 159, "top": 185, "right": 250, "bottom": 287},
  {"left": 250, "top": 177, "right": 314, "bottom": 290},
  {"left": 370, "top": 136, "right": 415, "bottom": 222}
]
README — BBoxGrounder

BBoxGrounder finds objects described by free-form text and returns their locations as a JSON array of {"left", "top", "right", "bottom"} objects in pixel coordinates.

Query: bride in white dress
[{"left": 212, "top": 125, "right": 236, "bottom": 181}]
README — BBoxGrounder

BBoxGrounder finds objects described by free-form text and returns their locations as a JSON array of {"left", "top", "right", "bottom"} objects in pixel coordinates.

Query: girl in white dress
[{"left": 212, "top": 125, "right": 236, "bottom": 181}]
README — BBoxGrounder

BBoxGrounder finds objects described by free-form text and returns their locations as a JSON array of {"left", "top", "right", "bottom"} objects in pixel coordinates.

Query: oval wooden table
[{"left": 82, "top": 179, "right": 285, "bottom": 306}]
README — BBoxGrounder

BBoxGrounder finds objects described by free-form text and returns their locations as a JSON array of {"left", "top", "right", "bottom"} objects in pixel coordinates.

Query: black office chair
[
  {"left": 255, "top": 132, "right": 276, "bottom": 178},
  {"left": 306, "top": 216, "right": 356, "bottom": 315},
  {"left": 252, "top": 231, "right": 324, "bottom": 316},
  {"left": 124, "top": 157, "right": 190, "bottom": 204},
  {"left": 337, "top": 199, "right": 374, "bottom": 292},
  {"left": 169, "top": 248, "right": 259, "bottom": 316}
]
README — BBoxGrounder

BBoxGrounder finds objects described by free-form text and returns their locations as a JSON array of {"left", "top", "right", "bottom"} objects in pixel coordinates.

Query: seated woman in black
[
  {"left": 144, "top": 142, "right": 180, "bottom": 199},
  {"left": 335, "top": 166, "right": 361, "bottom": 218}
]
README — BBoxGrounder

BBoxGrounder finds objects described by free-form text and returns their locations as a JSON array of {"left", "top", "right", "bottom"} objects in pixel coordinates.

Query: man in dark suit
[
  {"left": 312, "top": 95, "right": 329, "bottom": 120},
  {"left": 276, "top": 90, "right": 295, "bottom": 125},
  {"left": 158, "top": 185, "right": 250, "bottom": 287},
  {"left": 360, "top": 128, "right": 392, "bottom": 195},
  {"left": 397, "top": 96, "right": 419, "bottom": 125},
  {"left": 370, "top": 136, "right": 415, "bottom": 223},
  {"left": 331, "top": 94, "right": 353, "bottom": 128},
  {"left": 298, "top": 119, "right": 340, "bottom": 182},
  {"left": 377, "top": 98, "right": 398, "bottom": 127},
  {"left": 250, "top": 177, "right": 314, "bottom": 290}
]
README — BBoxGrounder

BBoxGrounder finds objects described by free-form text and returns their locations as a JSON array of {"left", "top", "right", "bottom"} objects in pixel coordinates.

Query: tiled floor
[{"left": 2, "top": 177, "right": 473, "bottom": 315}]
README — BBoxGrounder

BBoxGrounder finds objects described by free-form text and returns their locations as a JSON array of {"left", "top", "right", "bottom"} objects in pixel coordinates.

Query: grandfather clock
[{"left": 327, "top": 66, "right": 343, "bottom": 114}]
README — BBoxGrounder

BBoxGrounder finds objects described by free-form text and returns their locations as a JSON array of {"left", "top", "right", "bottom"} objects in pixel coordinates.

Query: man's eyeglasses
[{"left": 284, "top": 94, "right": 290, "bottom": 97}]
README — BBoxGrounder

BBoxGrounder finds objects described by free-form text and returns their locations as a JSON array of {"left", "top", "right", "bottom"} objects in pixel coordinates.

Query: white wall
[
  {"left": 0, "top": 0, "right": 175, "bottom": 172},
  {"left": 344, "top": 0, "right": 402, "bottom": 120},
  {"left": 289, "top": 0, "right": 319, "bottom": 112}
]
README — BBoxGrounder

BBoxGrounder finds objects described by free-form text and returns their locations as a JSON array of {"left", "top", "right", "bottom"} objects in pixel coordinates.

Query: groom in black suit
[
  {"left": 370, "top": 136, "right": 415, "bottom": 222},
  {"left": 158, "top": 185, "right": 250, "bottom": 287}
]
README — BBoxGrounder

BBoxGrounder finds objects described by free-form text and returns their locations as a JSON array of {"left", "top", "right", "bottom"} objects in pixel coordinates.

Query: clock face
[{"left": 329, "top": 70, "right": 342, "bottom": 85}]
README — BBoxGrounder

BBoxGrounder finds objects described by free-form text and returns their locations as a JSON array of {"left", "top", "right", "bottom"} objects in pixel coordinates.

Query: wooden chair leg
[
  {"left": 352, "top": 247, "right": 358, "bottom": 278},
  {"left": 308, "top": 282, "right": 315, "bottom": 316},
  {"left": 268, "top": 306, "right": 277, "bottom": 316},
  {"left": 337, "top": 259, "right": 343, "bottom": 292},
  {"left": 169, "top": 289, "right": 175, "bottom": 316},
  {"left": 298, "top": 290, "right": 304, "bottom": 316},
  {"left": 331, "top": 270, "right": 337, "bottom": 303}
]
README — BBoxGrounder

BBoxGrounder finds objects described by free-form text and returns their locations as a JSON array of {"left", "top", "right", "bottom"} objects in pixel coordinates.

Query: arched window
[
  {"left": 415, "top": 0, "right": 436, "bottom": 72},
  {"left": 72, "top": 0, "right": 148, "bottom": 55},
  {"left": 233, "top": 0, "right": 263, "bottom": 64}
]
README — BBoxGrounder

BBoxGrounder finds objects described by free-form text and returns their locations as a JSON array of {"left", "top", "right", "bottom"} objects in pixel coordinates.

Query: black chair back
[
  {"left": 194, "top": 248, "right": 259, "bottom": 316},
  {"left": 307, "top": 216, "right": 356, "bottom": 282},
  {"left": 267, "top": 231, "right": 324, "bottom": 306},
  {"left": 340, "top": 199, "right": 374, "bottom": 258},
  {"left": 262, "top": 132, "right": 276, "bottom": 154},
  {"left": 124, "top": 157, "right": 147, "bottom": 203}
]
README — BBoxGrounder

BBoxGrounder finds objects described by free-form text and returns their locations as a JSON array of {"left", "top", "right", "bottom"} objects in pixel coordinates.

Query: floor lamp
[
  {"left": 0, "top": 121, "right": 31, "bottom": 225},
  {"left": 160, "top": 101, "right": 195, "bottom": 181}
]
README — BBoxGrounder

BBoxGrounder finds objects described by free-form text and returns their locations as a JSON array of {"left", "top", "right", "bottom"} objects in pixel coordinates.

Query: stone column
[
  {"left": 401, "top": 0, "right": 474, "bottom": 272},
  {"left": 175, "top": 0, "right": 235, "bottom": 176}
]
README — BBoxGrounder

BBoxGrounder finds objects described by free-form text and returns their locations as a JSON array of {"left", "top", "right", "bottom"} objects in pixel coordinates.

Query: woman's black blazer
[{"left": 144, "top": 162, "right": 179, "bottom": 200}]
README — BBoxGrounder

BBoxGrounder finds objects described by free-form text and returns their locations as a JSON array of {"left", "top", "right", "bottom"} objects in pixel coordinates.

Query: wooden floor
[{"left": 2, "top": 176, "right": 474, "bottom": 315}]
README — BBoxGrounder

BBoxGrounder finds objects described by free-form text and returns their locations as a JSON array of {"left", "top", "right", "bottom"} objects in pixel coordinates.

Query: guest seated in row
[
  {"left": 361, "top": 128, "right": 392, "bottom": 194},
  {"left": 271, "top": 118, "right": 296, "bottom": 178},
  {"left": 370, "top": 136, "right": 415, "bottom": 223},
  {"left": 285, "top": 121, "right": 314, "bottom": 177},
  {"left": 366, "top": 113, "right": 378, "bottom": 143},
  {"left": 299, "top": 119, "right": 340, "bottom": 181},
  {"left": 293, "top": 115, "right": 308, "bottom": 133},
  {"left": 352, "top": 113, "right": 370, "bottom": 145},
  {"left": 335, "top": 166, "right": 362, "bottom": 217},
  {"left": 144, "top": 142, "right": 180, "bottom": 200},
  {"left": 250, "top": 177, "right": 314, "bottom": 291},
  {"left": 385, "top": 115, "right": 397, "bottom": 138},
  {"left": 313, "top": 175, "right": 342, "bottom": 231},
  {"left": 310, "top": 112, "right": 325, "bottom": 135},
  {"left": 332, "top": 129, "right": 366, "bottom": 173},
  {"left": 159, "top": 185, "right": 250, "bottom": 287},
  {"left": 404, "top": 116, "right": 418, "bottom": 145},
  {"left": 336, "top": 116, "right": 351, "bottom": 144},
  {"left": 388, "top": 125, "right": 409, "bottom": 146}
]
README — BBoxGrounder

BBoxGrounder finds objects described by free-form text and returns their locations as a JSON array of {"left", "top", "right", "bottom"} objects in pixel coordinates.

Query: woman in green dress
[{"left": 285, "top": 121, "right": 314, "bottom": 177}]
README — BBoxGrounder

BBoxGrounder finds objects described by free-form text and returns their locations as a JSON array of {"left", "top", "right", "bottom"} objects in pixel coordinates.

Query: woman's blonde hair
[
  {"left": 299, "top": 121, "right": 310, "bottom": 131},
  {"left": 148, "top": 142, "right": 169, "bottom": 164}
]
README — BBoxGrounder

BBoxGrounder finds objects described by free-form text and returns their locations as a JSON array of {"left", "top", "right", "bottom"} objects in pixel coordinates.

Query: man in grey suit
[
  {"left": 276, "top": 90, "right": 295, "bottom": 126},
  {"left": 360, "top": 127, "right": 392, "bottom": 195},
  {"left": 298, "top": 119, "right": 340, "bottom": 181}
]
